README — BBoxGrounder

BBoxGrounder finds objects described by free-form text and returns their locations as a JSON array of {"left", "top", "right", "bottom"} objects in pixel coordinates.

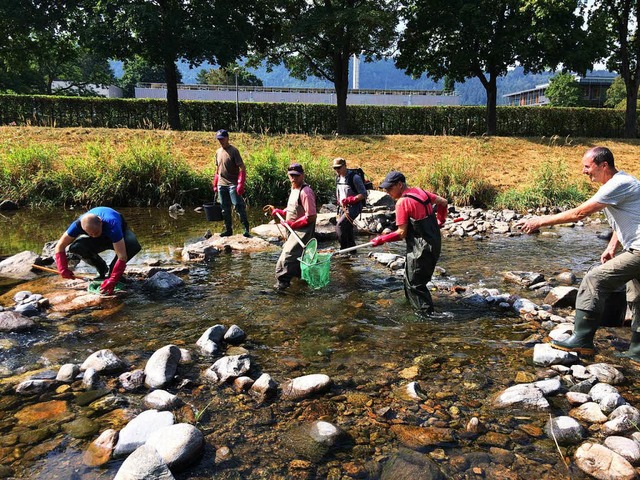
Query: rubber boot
[
  {"left": 85, "top": 254, "right": 108, "bottom": 280},
  {"left": 618, "top": 331, "right": 640, "bottom": 365},
  {"left": 242, "top": 219, "right": 252, "bottom": 238},
  {"left": 550, "top": 309, "right": 599, "bottom": 355},
  {"left": 220, "top": 213, "right": 233, "bottom": 237}
]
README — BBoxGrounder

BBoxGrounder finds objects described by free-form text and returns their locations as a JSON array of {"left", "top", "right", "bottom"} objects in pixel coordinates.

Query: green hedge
[{"left": 0, "top": 94, "right": 630, "bottom": 137}]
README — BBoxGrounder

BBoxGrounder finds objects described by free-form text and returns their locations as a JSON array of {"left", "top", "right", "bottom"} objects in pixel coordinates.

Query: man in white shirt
[{"left": 518, "top": 146, "right": 640, "bottom": 363}]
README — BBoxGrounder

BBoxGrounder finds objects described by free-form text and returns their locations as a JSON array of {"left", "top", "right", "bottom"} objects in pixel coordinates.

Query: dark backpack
[{"left": 338, "top": 168, "right": 374, "bottom": 194}]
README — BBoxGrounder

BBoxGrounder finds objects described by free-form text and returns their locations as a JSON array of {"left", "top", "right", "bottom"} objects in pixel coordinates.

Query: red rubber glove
[
  {"left": 237, "top": 170, "right": 246, "bottom": 196},
  {"left": 212, "top": 174, "right": 219, "bottom": 193},
  {"left": 55, "top": 252, "right": 75, "bottom": 279},
  {"left": 100, "top": 259, "right": 126, "bottom": 295},
  {"left": 436, "top": 205, "right": 447, "bottom": 228},
  {"left": 271, "top": 208, "right": 286, "bottom": 218},
  {"left": 340, "top": 196, "right": 359, "bottom": 207},
  {"left": 286, "top": 216, "right": 309, "bottom": 230},
  {"left": 371, "top": 231, "right": 402, "bottom": 246}
]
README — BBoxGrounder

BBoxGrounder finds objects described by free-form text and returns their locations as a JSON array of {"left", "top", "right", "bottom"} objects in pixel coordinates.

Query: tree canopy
[
  {"left": 253, "top": 0, "right": 398, "bottom": 134},
  {"left": 397, "top": 0, "right": 604, "bottom": 134},
  {"left": 593, "top": 0, "right": 640, "bottom": 137},
  {"left": 196, "top": 64, "right": 263, "bottom": 87}
]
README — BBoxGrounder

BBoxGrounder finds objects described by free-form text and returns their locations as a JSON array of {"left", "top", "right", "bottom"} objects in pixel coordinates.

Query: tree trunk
[
  {"left": 485, "top": 76, "right": 497, "bottom": 136},
  {"left": 333, "top": 52, "right": 350, "bottom": 134},
  {"left": 164, "top": 60, "right": 181, "bottom": 130},
  {"left": 624, "top": 77, "right": 639, "bottom": 138}
]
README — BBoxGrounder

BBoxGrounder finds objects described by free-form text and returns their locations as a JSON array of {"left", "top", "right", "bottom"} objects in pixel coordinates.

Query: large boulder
[
  {"left": 142, "top": 272, "right": 184, "bottom": 293},
  {"left": 114, "top": 444, "right": 175, "bottom": 480},
  {"left": 574, "top": 442, "right": 636, "bottom": 480},
  {"left": 0, "top": 311, "right": 36, "bottom": 332},
  {"left": 0, "top": 251, "right": 40, "bottom": 284},
  {"left": 113, "top": 410, "right": 175, "bottom": 457},
  {"left": 145, "top": 423, "right": 204, "bottom": 470}
]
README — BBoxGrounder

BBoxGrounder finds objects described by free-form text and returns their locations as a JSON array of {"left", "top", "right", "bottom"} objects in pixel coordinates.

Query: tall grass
[
  {"left": 495, "top": 159, "right": 589, "bottom": 211},
  {"left": 0, "top": 141, "right": 337, "bottom": 208},
  {"left": 416, "top": 156, "right": 497, "bottom": 207}
]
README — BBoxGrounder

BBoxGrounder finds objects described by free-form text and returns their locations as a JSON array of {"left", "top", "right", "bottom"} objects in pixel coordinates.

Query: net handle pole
[
  {"left": 336, "top": 242, "right": 374, "bottom": 254},
  {"left": 274, "top": 212, "right": 306, "bottom": 248}
]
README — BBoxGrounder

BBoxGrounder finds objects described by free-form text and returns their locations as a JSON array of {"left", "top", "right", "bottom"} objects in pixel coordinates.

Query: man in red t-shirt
[{"left": 371, "top": 171, "right": 448, "bottom": 312}]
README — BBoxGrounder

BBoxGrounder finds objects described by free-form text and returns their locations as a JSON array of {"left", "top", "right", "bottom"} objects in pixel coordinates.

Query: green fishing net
[{"left": 87, "top": 281, "right": 125, "bottom": 295}]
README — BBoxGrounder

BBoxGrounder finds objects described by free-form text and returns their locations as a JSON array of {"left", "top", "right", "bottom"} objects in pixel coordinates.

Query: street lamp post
[{"left": 234, "top": 69, "right": 239, "bottom": 130}]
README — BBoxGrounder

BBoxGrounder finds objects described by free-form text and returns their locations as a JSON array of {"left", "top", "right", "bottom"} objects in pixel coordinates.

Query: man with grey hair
[
  {"left": 332, "top": 157, "right": 367, "bottom": 250},
  {"left": 517, "top": 146, "right": 640, "bottom": 364},
  {"left": 54, "top": 207, "right": 140, "bottom": 294}
]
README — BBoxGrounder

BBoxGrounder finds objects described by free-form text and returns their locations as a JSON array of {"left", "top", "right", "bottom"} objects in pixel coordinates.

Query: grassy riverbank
[{"left": 2, "top": 126, "right": 640, "bottom": 208}]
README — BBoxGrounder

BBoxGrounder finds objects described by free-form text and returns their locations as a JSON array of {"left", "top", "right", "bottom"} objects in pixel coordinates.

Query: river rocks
[
  {"left": 574, "top": 442, "right": 636, "bottom": 480},
  {"left": 281, "top": 374, "right": 332, "bottom": 401},
  {"left": 503, "top": 271, "right": 544, "bottom": 287},
  {"left": 114, "top": 444, "right": 175, "bottom": 480},
  {"left": 120, "top": 369, "right": 145, "bottom": 391},
  {"left": 142, "top": 271, "right": 184, "bottom": 293},
  {"left": 0, "top": 251, "right": 40, "bottom": 282},
  {"left": 282, "top": 421, "right": 343, "bottom": 462},
  {"left": 82, "top": 367, "right": 103, "bottom": 390},
  {"left": 113, "top": 409, "right": 175, "bottom": 457},
  {"left": 570, "top": 402, "right": 608, "bottom": 423},
  {"left": 532, "top": 343, "right": 578, "bottom": 366},
  {"left": 604, "top": 436, "right": 640, "bottom": 464},
  {"left": 545, "top": 416, "right": 584, "bottom": 445},
  {"left": 224, "top": 324, "right": 246, "bottom": 344},
  {"left": 0, "top": 310, "right": 36, "bottom": 332},
  {"left": 394, "top": 381, "right": 427, "bottom": 402},
  {"left": 181, "top": 234, "right": 273, "bottom": 262},
  {"left": 196, "top": 325, "right": 226, "bottom": 354},
  {"left": 390, "top": 425, "right": 456, "bottom": 450},
  {"left": 603, "top": 405, "right": 640, "bottom": 435},
  {"left": 586, "top": 363, "right": 625, "bottom": 385},
  {"left": 494, "top": 384, "right": 550, "bottom": 410},
  {"left": 556, "top": 271, "right": 577, "bottom": 285},
  {"left": 83, "top": 429, "right": 118, "bottom": 467},
  {"left": 249, "top": 373, "right": 277, "bottom": 402},
  {"left": 63, "top": 416, "right": 100, "bottom": 439},
  {"left": 15, "top": 400, "right": 69, "bottom": 426},
  {"left": 144, "top": 345, "right": 181, "bottom": 388},
  {"left": 15, "top": 379, "right": 55, "bottom": 395},
  {"left": 567, "top": 391, "right": 591, "bottom": 405},
  {"left": 143, "top": 390, "right": 181, "bottom": 410},
  {"left": 534, "top": 377, "right": 562, "bottom": 395},
  {"left": 56, "top": 363, "right": 79, "bottom": 382},
  {"left": 80, "top": 349, "right": 126, "bottom": 373},
  {"left": 381, "top": 448, "right": 446, "bottom": 480},
  {"left": 204, "top": 354, "right": 251, "bottom": 384},
  {"left": 145, "top": 423, "right": 204, "bottom": 469},
  {"left": 544, "top": 286, "right": 578, "bottom": 308}
]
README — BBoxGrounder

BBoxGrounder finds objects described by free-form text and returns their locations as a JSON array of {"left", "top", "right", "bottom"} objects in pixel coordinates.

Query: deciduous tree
[
  {"left": 196, "top": 64, "right": 263, "bottom": 86},
  {"left": 546, "top": 72, "right": 582, "bottom": 107},
  {"left": 254, "top": 0, "right": 399, "bottom": 134},
  {"left": 397, "top": 0, "right": 604, "bottom": 135},
  {"left": 593, "top": 0, "right": 640, "bottom": 136},
  {"left": 84, "top": 0, "right": 266, "bottom": 130}
]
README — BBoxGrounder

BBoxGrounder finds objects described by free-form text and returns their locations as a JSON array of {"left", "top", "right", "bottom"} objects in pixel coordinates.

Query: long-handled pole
[
  {"left": 31, "top": 264, "right": 92, "bottom": 279},
  {"left": 336, "top": 241, "right": 374, "bottom": 254},
  {"left": 274, "top": 212, "right": 306, "bottom": 248}
]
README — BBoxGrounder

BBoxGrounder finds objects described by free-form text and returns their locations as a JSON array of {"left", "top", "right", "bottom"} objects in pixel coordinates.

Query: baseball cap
[
  {"left": 380, "top": 171, "right": 406, "bottom": 189},
  {"left": 287, "top": 163, "right": 304, "bottom": 175},
  {"left": 332, "top": 157, "right": 346, "bottom": 168},
  {"left": 215, "top": 129, "right": 229, "bottom": 139}
]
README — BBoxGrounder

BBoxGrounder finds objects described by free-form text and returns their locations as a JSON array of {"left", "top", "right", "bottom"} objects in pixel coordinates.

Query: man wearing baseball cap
[
  {"left": 212, "top": 129, "right": 251, "bottom": 237},
  {"left": 371, "top": 171, "right": 448, "bottom": 313},
  {"left": 268, "top": 163, "right": 317, "bottom": 290},
  {"left": 333, "top": 157, "right": 367, "bottom": 250}
]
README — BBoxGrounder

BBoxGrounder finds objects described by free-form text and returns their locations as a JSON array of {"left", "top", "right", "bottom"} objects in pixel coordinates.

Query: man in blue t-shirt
[
  {"left": 54, "top": 207, "right": 141, "bottom": 294},
  {"left": 517, "top": 147, "right": 640, "bottom": 364}
]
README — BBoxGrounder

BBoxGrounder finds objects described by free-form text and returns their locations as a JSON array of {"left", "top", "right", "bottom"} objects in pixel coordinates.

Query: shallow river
[{"left": 0, "top": 207, "right": 636, "bottom": 479}]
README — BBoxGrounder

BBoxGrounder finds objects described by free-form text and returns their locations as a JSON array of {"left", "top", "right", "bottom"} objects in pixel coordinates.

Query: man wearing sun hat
[
  {"left": 371, "top": 171, "right": 448, "bottom": 313},
  {"left": 212, "top": 129, "right": 251, "bottom": 237},
  {"left": 269, "top": 163, "right": 317, "bottom": 290}
]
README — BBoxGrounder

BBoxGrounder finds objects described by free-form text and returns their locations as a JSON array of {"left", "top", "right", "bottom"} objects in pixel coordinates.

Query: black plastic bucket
[{"left": 203, "top": 202, "right": 223, "bottom": 221}]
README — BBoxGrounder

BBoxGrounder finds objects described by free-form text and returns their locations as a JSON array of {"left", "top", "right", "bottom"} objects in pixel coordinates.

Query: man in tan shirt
[{"left": 212, "top": 129, "right": 251, "bottom": 237}]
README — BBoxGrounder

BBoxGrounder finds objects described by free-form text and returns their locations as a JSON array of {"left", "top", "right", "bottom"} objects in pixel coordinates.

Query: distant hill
[{"left": 111, "top": 59, "right": 612, "bottom": 106}]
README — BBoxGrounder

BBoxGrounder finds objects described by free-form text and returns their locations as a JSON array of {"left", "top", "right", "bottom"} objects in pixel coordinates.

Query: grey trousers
[
  {"left": 275, "top": 226, "right": 314, "bottom": 285},
  {"left": 575, "top": 250, "right": 640, "bottom": 331}
]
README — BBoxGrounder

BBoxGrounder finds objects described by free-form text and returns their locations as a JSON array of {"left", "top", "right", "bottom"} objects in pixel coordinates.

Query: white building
[
  {"left": 135, "top": 83, "right": 460, "bottom": 107},
  {"left": 52, "top": 81, "right": 123, "bottom": 98}
]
